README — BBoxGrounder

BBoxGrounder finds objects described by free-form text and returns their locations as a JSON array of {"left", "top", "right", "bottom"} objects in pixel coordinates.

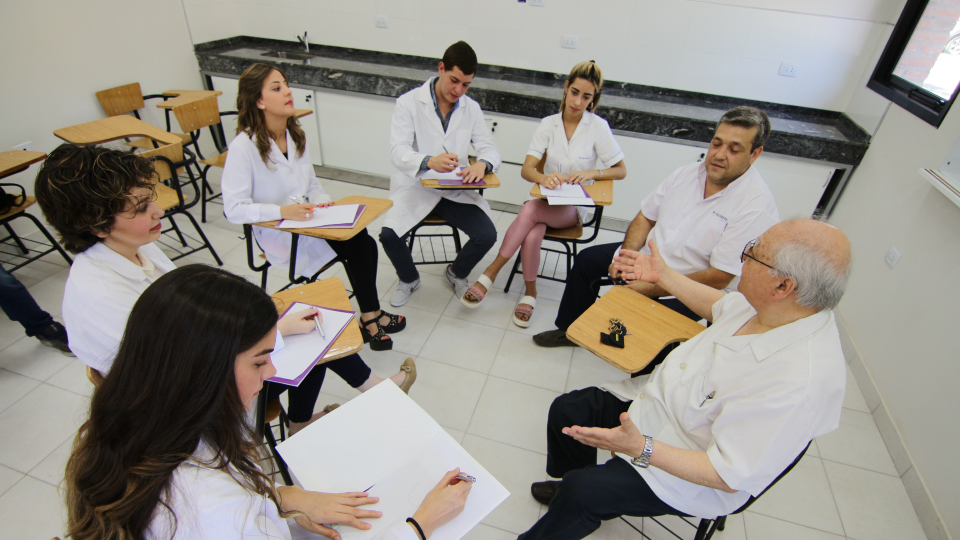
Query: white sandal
[
  {"left": 513, "top": 296, "right": 537, "bottom": 328},
  {"left": 460, "top": 274, "right": 494, "bottom": 309}
]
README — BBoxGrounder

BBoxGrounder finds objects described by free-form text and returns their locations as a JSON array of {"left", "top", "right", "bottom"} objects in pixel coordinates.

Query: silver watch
[{"left": 631, "top": 435, "right": 654, "bottom": 468}]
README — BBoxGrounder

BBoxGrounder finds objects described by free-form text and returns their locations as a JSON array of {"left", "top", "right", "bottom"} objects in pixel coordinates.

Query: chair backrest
[
  {"left": 138, "top": 142, "right": 185, "bottom": 183},
  {"left": 733, "top": 441, "right": 811, "bottom": 515},
  {"left": 86, "top": 366, "right": 104, "bottom": 388},
  {"left": 171, "top": 96, "right": 222, "bottom": 134},
  {"left": 95, "top": 83, "right": 145, "bottom": 116}
]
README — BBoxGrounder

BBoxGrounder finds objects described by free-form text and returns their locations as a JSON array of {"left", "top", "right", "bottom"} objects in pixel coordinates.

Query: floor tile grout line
[
  {"left": 460, "top": 431, "right": 547, "bottom": 459},
  {"left": 816, "top": 452, "right": 849, "bottom": 539},
  {"left": 741, "top": 510, "right": 847, "bottom": 539},
  {"left": 817, "top": 455, "right": 900, "bottom": 478}
]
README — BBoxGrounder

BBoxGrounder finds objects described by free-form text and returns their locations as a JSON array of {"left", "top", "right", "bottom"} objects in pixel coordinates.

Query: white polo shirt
[
  {"left": 636, "top": 162, "right": 779, "bottom": 291},
  {"left": 602, "top": 293, "right": 846, "bottom": 518},
  {"left": 62, "top": 242, "right": 175, "bottom": 374}
]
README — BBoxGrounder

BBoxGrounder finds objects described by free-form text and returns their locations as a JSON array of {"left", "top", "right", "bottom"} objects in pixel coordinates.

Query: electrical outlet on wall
[
  {"left": 778, "top": 62, "right": 798, "bottom": 77},
  {"left": 885, "top": 246, "right": 902, "bottom": 269},
  {"left": 13, "top": 141, "right": 34, "bottom": 152},
  {"left": 374, "top": 16, "right": 389, "bottom": 28},
  {"left": 561, "top": 35, "right": 578, "bottom": 49}
]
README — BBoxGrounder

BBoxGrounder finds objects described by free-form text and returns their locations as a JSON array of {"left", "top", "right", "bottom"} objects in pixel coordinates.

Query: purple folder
[
  {"left": 268, "top": 303, "right": 356, "bottom": 387},
  {"left": 437, "top": 178, "right": 487, "bottom": 186},
  {"left": 314, "top": 205, "right": 366, "bottom": 229}
]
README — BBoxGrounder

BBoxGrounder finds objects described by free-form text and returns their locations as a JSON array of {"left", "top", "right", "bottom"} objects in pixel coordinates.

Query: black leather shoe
[
  {"left": 532, "top": 329, "right": 576, "bottom": 348},
  {"left": 531, "top": 480, "right": 561, "bottom": 505}
]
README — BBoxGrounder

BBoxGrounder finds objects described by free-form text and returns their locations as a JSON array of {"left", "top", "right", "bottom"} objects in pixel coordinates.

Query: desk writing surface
[
  {"left": 253, "top": 195, "right": 392, "bottom": 242},
  {"left": 54, "top": 116, "right": 181, "bottom": 146},
  {"left": 271, "top": 278, "right": 362, "bottom": 363},
  {"left": 0, "top": 151, "right": 46, "bottom": 178},
  {"left": 567, "top": 285, "right": 705, "bottom": 373},
  {"left": 421, "top": 171, "right": 500, "bottom": 189},
  {"left": 157, "top": 90, "right": 223, "bottom": 109},
  {"left": 530, "top": 179, "right": 613, "bottom": 206}
]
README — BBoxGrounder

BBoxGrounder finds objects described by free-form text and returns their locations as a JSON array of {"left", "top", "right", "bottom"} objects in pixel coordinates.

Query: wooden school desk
[{"left": 54, "top": 115, "right": 182, "bottom": 146}]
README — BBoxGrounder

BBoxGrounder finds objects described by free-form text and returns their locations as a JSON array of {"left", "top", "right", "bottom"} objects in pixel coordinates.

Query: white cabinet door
[
  {"left": 209, "top": 76, "right": 323, "bottom": 166},
  {"left": 313, "top": 89, "right": 396, "bottom": 177},
  {"left": 752, "top": 155, "right": 833, "bottom": 219}
]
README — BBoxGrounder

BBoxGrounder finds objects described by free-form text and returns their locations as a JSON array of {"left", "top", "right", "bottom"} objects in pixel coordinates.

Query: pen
[
  {"left": 309, "top": 312, "right": 325, "bottom": 339},
  {"left": 455, "top": 473, "right": 476, "bottom": 483}
]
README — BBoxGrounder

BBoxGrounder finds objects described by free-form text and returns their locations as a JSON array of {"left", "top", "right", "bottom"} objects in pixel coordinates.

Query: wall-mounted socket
[
  {"left": 885, "top": 246, "right": 902, "bottom": 269},
  {"left": 13, "top": 141, "right": 34, "bottom": 152},
  {"left": 528, "top": 0, "right": 545, "bottom": 6},
  {"left": 561, "top": 35, "right": 579, "bottom": 49},
  {"left": 778, "top": 62, "right": 799, "bottom": 77},
  {"left": 374, "top": 16, "right": 389, "bottom": 28}
]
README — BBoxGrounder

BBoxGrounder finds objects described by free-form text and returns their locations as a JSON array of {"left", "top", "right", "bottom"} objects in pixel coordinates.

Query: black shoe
[
  {"left": 533, "top": 329, "right": 576, "bottom": 348},
  {"left": 35, "top": 322, "right": 74, "bottom": 356},
  {"left": 531, "top": 480, "right": 561, "bottom": 505}
]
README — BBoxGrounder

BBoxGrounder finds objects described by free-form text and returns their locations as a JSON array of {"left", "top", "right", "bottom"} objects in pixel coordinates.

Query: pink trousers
[{"left": 499, "top": 199, "right": 578, "bottom": 282}]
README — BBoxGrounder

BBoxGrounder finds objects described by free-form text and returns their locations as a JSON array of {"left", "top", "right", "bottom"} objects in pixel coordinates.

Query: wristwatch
[{"left": 631, "top": 435, "right": 654, "bottom": 468}]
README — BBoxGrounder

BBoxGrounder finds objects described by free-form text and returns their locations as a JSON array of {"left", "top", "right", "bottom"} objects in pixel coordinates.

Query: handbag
[{"left": 0, "top": 183, "right": 26, "bottom": 215}]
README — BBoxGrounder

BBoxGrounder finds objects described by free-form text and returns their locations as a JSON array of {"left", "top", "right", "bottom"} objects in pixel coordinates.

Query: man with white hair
[{"left": 518, "top": 219, "right": 851, "bottom": 540}]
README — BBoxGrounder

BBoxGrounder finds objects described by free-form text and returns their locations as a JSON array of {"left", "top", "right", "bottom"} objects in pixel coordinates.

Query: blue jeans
[
  {"left": 379, "top": 198, "right": 497, "bottom": 284},
  {"left": 0, "top": 264, "right": 54, "bottom": 337}
]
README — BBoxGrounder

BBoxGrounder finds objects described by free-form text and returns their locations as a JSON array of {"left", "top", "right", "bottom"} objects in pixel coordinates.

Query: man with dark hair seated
[
  {"left": 519, "top": 219, "right": 851, "bottom": 540},
  {"left": 380, "top": 40, "right": 501, "bottom": 307}
]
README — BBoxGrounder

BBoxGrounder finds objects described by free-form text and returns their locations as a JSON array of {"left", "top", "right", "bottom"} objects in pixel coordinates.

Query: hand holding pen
[{"left": 277, "top": 307, "right": 323, "bottom": 336}]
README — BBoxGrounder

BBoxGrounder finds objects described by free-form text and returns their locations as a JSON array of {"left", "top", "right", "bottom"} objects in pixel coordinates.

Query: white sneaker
[
  {"left": 390, "top": 279, "right": 421, "bottom": 307},
  {"left": 444, "top": 265, "right": 470, "bottom": 298}
]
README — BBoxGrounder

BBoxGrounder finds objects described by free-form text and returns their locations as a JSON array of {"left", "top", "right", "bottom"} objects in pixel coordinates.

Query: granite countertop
[{"left": 196, "top": 36, "right": 870, "bottom": 167}]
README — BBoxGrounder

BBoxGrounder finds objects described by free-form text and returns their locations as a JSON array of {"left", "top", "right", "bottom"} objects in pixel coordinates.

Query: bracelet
[
  {"left": 406, "top": 517, "right": 426, "bottom": 540},
  {"left": 597, "top": 169, "right": 603, "bottom": 180}
]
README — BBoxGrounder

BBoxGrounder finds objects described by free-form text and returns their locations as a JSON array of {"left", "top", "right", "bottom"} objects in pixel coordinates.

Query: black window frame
[{"left": 868, "top": 0, "right": 959, "bottom": 127}]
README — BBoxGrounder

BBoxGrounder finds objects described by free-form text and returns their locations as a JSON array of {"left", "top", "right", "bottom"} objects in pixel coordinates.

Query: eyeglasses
[{"left": 741, "top": 238, "right": 778, "bottom": 271}]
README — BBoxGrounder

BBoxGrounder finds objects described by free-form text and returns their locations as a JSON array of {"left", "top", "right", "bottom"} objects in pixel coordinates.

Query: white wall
[
  {"left": 831, "top": 78, "right": 960, "bottom": 540},
  {"left": 181, "top": 0, "right": 900, "bottom": 119},
  {"left": 0, "top": 0, "right": 202, "bottom": 192}
]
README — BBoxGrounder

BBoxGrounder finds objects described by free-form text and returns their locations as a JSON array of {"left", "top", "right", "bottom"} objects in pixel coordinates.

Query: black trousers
[
  {"left": 379, "top": 198, "right": 497, "bottom": 284},
  {"left": 554, "top": 242, "right": 702, "bottom": 331},
  {"left": 328, "top": 229, "right": 381, "bottom": 314},
  {"left": 266, "top": 353, "right": 371, "bottom": 423},
  {"left": 519, "top": 388, "right": 687, "bottom": 540}
]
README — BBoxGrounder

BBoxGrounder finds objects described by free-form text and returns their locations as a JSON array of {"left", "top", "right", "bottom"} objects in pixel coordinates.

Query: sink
[{"left": 260, "top": 50, "right": 316, "bottom": 62}]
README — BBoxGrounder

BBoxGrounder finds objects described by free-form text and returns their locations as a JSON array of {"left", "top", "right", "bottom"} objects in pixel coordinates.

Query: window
[{"left": 868, "top": 0, "right": 960, "bottom": 127}]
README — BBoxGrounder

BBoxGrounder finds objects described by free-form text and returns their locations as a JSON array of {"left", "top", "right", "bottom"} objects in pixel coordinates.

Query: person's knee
[
  {"left": 473, "top": 220, "right": 497, "bottom": 248},
  {"left": 555, "top": 467, "right": 597, "bottom": 510},
  {"left": 379, "top": 227, "right": 400, "bottom": 245},
  {"left": 548, "top": 391, "right": 584, "bottom": 430}
]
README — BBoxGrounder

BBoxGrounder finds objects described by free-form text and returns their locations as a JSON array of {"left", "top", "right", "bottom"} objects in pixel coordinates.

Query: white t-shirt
[
  {"left": 149, "top": 441, "right": 418, "bottom": 540},
  {"left": 602, "top": 293, "right": 846, "bottom": 518},
  {"left": 527, "top": 112, "right": 624, "bottom": 221},
  {"left": 62, "top": 242, "right": 175, "bottom": 374},
  {"left": 636, "top": 162, "right": 779, "bottom": 291}
]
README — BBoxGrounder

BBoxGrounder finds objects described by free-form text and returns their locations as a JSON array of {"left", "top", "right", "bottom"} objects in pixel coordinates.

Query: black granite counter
[{"left": 196, "top": 36, "right": 870, "bottom": 167}]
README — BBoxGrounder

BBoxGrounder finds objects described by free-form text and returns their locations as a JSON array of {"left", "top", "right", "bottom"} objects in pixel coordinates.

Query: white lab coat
[
  {"left": 385, "top": 79, "right": 502, "bottom": 236},
  {"left": 221, "top": 131, "right": 337, "bottom": 276}
]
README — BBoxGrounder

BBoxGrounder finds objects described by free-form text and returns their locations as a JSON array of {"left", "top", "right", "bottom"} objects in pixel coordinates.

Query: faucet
[{"left": 296, "top": 31, "right": 309, "bottom": 53}]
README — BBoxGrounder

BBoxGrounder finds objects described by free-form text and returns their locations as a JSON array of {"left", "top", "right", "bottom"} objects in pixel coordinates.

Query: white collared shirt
[
  {"left": 602, "top": 293, "right": 846, "bottom": 518},
  {"left": 149, "top": 441, "right": 418, "bottom": 540},
  {"left": 636, "top": 162, "right": 779, "bottom": 291},
  {"left": 62, "top": 242, "right": 176, "bottom": 374}
]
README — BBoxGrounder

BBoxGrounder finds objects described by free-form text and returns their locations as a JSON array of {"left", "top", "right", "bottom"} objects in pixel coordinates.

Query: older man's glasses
[{"left": 741, "top": 238, "right": 778, "bottom": 271}]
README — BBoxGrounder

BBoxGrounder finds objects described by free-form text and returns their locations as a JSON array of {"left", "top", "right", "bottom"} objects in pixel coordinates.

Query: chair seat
[
  {"left": 422, "top": 213, "right": 448, "bottom": 225},
  {"left": 0, "top": 196, "right": 35, "bottom": 221},
  {"left": 545, "top": 220, "right": 584, "bottom": 240},
  {"left": 200, "top": 151, "right": 228, "bottom": 168},
  {"left": 154, "top": 184, "right": 182, "bottom": 211},
  {"left": 265, "top": 398, "right": 282, "bottom": 423}
]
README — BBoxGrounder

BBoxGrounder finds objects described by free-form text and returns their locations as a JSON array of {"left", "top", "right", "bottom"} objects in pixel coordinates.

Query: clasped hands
[
  {"left": 563, "top": 412, "right": 646, "bottom": 459},
  {"left": 540, "top": 169, "right": 595, "bottom": 189},
  {"left": 429, "top": 153, "right": 486, "bottom": 183}
]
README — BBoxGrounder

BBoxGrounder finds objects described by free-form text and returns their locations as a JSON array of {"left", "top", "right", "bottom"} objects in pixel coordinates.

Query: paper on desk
[
  {"left": 540, "top": 183, "right": 588, "bottom": 198},
  {"left": 268, "top": 302, "right": 355, "bottom": 386},
  {"left": 276, "top": 381, "right": 510, "bottom": 539},
  {"left": 422, "top": 167, "right": 463, "bottom": 180},
  {"left": 277, "top": 204, "right": 363, "bottom": 229}
]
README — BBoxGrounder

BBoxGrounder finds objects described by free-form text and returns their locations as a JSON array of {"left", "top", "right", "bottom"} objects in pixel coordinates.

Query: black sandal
[
  {"left": 379, "top": 310, "right": 406, "bottom": 334},
  {"left": 360, "top": 316, "right": 393, "bottom": 351}
]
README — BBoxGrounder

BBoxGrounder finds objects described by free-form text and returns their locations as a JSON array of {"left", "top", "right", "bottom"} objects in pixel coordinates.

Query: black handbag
[{"left": 0, "top": 183, "right": 26, "bottom": 215}]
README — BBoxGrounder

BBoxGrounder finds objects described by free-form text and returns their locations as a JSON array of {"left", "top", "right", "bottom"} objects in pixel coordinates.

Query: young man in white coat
[{"left": 380, "top": 41, "right": 502, "bottom": 307}]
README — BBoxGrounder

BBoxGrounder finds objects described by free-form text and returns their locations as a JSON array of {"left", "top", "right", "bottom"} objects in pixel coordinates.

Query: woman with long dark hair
[
  {"left": 65, "top": 265, "right": 469, "bottom": 540},
  {"left": 222, "top": 62, "right": 403, "bottom": 351}
]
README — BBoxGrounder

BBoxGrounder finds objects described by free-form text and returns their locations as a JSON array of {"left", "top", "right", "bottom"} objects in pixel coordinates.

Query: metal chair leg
[
  {"left": 3, "top": 224, "right": 28, "bottom": 255},
  {"left": 504, "top": 255, "right": 522, "bottom": 293},
  {"left": 23, "top": 214, "right": 73, "bottom": 265},
  {"left": 166, "top": 216, "right": 189, "bottom": 247},
  {"left": 694, "top": 518, "right": 713, "bottom": 540},
  {"left": 263, "top": 423, "right": 294, "bottom": 486},
  {"left": 180, "top": 210, "right": 223, "bottom": 266}
]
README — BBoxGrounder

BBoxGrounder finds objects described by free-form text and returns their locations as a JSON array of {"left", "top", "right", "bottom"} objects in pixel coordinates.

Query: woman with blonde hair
[
  {"left": 460, "top": 61, "right": 626, "bottom": 326},
  {"left": 222, "top": 62, "right": 405, "bottom": 352}
]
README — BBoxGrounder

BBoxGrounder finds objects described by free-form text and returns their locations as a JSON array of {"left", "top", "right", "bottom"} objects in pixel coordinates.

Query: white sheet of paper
[
  {"left": 276, "top": 382, "right": 510, "bottom": 540},
  {"left": 270, "top": 303, "right": 355, "bottom": 384},
  {"left": 422, "top": 167, "right": 464, "bottom": 180},
  {"left": 277, "top": 204, "right": 362, "bottom": 229},
  {"left": 540, "top": 183, "right": 586, "bottom": 197},
  {"left": 547, "top": 196, "right": 594, "bottom": 206}
]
